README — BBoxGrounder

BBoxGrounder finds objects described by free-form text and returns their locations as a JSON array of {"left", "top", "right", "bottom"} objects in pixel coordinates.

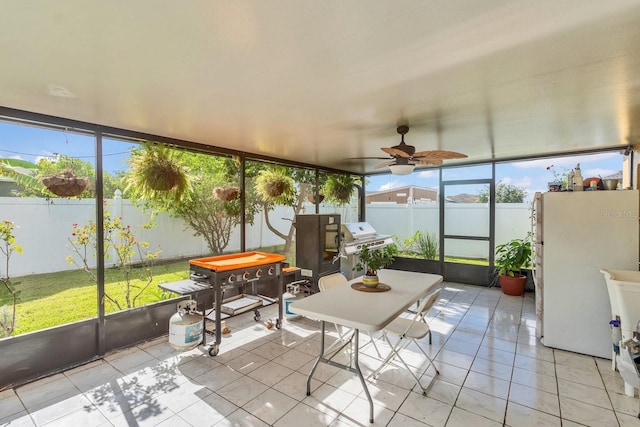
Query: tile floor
[{"left": 2, "top": 282, "right": 640, "bottom": 426}]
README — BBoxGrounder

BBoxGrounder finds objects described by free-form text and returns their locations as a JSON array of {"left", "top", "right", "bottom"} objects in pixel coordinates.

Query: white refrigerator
[{"left": 538, "top": 190, "right": 639, "bottom": 359}]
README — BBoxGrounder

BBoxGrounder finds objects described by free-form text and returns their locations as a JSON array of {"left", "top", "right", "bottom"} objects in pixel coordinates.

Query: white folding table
[{"left": 290, "top": 269, "right": 443, "bottom": 423}]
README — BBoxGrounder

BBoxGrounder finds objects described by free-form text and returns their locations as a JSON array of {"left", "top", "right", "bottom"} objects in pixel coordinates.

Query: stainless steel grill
[
  {"left": 341, "top": 222, "right": 394, "bottom": 254},
  {"left": 341, "top": 222, "right": 394, "bottom": 279}
]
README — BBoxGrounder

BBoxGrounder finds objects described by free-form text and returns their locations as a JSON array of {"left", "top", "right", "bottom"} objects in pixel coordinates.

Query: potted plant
[
  {"left": 354, "top": 244, "right": 398, "bottom": 287},
  {"left": 546, "top": 164, "right": 567, "bottom": 192},
  {"left": 306, "top": 193, "right": 325, "bottom": 204},
  {"left": 254, "top": 167, "right": 296, "bottom": 204},
  {"left": 213, "top": 186, "right": 240, "bottom": 201},
  {"left": 41, "top": 169, "right": 90, "bottom": 197},
  {"left": 125, "top": 142, "right": 192, "bottom": 203},
  {"left": 494, "top": 237, "right": 532, "bottom": 296},
  {"left": 322, "top": 174, "right": 358, "bottom": 206}
]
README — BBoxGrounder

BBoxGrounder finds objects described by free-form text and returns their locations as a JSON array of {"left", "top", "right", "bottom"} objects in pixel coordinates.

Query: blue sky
[
  {"left": 1, "top": 121, "right": 626, "bottom": 202},
  {"left": 0, "top": 122, "right": 133, "bottom": 174},
  {"left": 367, "top": 151, "right": 624, "bottom": 202}
]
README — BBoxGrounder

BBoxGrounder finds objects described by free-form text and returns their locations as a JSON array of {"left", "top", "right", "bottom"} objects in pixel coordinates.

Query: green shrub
[{"left": 403, "top": 231, "right": 438, "bottom": 260}]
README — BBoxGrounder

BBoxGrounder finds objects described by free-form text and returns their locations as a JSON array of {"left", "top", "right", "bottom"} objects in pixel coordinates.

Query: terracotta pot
[{"left": 498, "top": 274, "right": 526, "bottom": 296}]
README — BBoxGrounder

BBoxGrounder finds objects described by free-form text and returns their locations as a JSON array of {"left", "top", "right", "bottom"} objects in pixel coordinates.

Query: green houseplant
[
  {"left": 125, "top": 142, "right": 193, "bottom": 204},
  {"left": 322, "top": 174, "right": 358, "bottom": 206},
  {"left": 354, "top": 244, "right": 398, "bottom": 287},
  {"left": 494, "top": 237, "right": 532, "bottom": 296},
  {"left": 254, "top": 167, "right": 296, "bottom": 204}
]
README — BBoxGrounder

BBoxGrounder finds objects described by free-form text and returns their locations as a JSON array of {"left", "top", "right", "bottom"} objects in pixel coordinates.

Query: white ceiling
[{"left": 2, "top": 1, "right": 640, "bottom": 174}]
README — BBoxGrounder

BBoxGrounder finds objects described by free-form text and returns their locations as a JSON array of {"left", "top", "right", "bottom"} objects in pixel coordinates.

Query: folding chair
[
  {"left": 371, "top": 287, "right": 442, "bottom": 395},
  {"left": 318, "top": 273, "right": 382, "bottom": 357}
]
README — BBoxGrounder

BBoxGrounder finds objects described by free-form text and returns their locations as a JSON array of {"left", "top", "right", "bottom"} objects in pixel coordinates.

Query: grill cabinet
[{"left": 294, "top": 214, "right": 341, "bottom": 292}]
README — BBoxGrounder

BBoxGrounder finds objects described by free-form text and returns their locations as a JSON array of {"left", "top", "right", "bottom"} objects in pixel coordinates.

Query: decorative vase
[
  {"left": 499, "top": 274, "right": 526, "bottom": 296},
  {"left": 362, "top": 273, "right": 379, "bottom": 288}
]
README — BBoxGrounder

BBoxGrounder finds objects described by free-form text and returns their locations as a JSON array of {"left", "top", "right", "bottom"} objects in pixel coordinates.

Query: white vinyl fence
[
  {"left": 1, "top": 195, "right": 297, "bottom": 277},
  {"left": 364, "top": 203, "right": 532, "bottom": 258},
  {"left": 1, "top": 196, "right": 531, "bottom": 277}
]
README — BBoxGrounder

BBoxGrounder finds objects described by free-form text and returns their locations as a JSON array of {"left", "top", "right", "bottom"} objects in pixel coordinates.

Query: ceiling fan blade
[
  {"left": 381, "top": 147, "right": 410, "bottom": 158},
  {"left": 345, "top": 156, "right": 392, "bottom": 160},
  {"left": 414, "top": 158, "right": 443, "bottom": 166},
  {"left": 374, "top": 160, "right": 396, "bottom": 169},
  {"left": 412, "top": 150, "right": 468, "bottom": 160}
]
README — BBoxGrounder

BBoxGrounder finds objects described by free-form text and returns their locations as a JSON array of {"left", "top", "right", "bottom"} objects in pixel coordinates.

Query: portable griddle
[{"left": 187, "top": 251, "right": 286, "bottom": 356}]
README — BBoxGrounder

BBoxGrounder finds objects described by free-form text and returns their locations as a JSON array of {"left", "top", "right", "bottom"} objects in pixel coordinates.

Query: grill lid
[{"left": 341, "top": 222, "right": 377, "bottom": 241}]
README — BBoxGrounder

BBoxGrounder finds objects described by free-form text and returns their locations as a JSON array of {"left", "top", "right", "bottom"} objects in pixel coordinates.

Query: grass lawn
[
  {"left": 2, "top": 259, "right": 191, "bottom": 335},
  {"left": 2, "top": 247, "right": 487, "bottom": 336},
  {"left": 398, "top": 252, "right": 490, "bottom": 266},
  {"left": 444, "top": 256, "right": 489, "bottom": 266}
]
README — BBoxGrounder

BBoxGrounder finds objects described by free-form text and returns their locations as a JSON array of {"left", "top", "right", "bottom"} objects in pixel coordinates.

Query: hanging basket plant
[
  {"left": 255, "top": 168, "right": 296, "bottom": 204},
  {"left": 306, "top": 193, "right": 325, "bottom": 204},
  {"left": 322, "top": 174, "right": 358, "bottom": 206},
  {"left": 213, "top": 186, "right": 240, "bottom": 201},
  {"left": 41, "top": 169, "right": 90, "bottom": 197},
  {"left": 125, "top": 142, "right": 192, "bottom": 203}
]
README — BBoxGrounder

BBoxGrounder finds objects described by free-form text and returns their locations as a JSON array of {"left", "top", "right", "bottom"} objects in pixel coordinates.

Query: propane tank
[
  {"left": 169, "top": 300, "right": 203, "bottom": 351},
  {"left": 284, "top": 281, "right": 306, "bottom": 320}
]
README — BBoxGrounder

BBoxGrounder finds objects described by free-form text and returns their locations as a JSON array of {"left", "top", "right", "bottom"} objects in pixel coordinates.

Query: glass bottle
[{"left": 573, "top": 163, "right": 583, "bottom": 191}]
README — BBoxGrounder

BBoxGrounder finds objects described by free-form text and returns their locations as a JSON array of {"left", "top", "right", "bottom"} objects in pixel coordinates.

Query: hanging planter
[
  {"left": 266, "top": 181, "right": 286, "bottom": 197},
  {"left": 140, "top": 154, "right": 183, "bottom": 191},
  {"left": 255, "top": 168, "right": 295, "bottom": 204},
  {"left": 322, "top": 174, "right": 358, "bottom": 206},
  {"left": 125, "top": 143, "right": 192, "bottom": 203},
  {"left": 213, "top": 186, "right": 240, "bottom": 201},
  {"left": 42, "top": 169, "right": 90, "bottom": 197},
  {"left": 306, "top": 193, "right": 325, "bottom": 204}
]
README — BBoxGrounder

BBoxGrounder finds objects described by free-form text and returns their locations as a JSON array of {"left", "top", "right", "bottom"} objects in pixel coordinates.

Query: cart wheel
[
  {"left": 254, "top": 311, "right": 261, "bottom": 322},
  {"left": 276, "top": 319, "right": 282, "bottom": 329},
  {"left": 208, "top": 344, "right": 219, "bottom": 357}
]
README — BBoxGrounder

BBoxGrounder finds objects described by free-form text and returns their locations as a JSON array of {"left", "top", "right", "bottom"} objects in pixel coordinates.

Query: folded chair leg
[
  {"left": 367, "top": 331, "right": 382, "bottom": 358},
  {"left": 370, "top": 341, "right": 395, "bottom": 379},
  {"left": 371, "top": 335, "right": 413, "bottom": 378},
  {"left": 385, "top": 337, "right": 439, "bottom": 394},
  {"left": 387, "top": 343, "right": 429, "bottom": 394},
  {"left": 415, "top": 342, "right": 439, "bottom": 375}
]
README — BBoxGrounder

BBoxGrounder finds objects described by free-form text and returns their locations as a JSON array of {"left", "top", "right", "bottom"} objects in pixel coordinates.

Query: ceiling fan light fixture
[{"left": 388, "top": 164, "right": 415, "bottom": 175}]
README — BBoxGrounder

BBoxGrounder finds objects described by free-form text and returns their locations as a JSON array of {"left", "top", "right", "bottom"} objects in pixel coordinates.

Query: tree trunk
[{"left": 262, "top": 191, "right": 306, "bottom": 255}]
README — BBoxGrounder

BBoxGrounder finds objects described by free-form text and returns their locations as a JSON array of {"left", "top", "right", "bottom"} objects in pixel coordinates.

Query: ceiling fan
[{"left": 348, "top": 125, "right": 467, "bottom": 175}]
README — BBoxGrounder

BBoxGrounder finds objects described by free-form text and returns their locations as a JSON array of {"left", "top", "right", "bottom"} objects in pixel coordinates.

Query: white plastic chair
[
  {"left": 371, "top": 287, "right": 441, "bottom": 395},
  {"left": 318, "top": 273, "right": 382, "bottom": 357}
]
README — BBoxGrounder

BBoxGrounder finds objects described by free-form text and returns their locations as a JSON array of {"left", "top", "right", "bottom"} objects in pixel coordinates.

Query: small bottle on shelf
[{"left": 573, "top": 163, "right": 583, "bottom": 191}]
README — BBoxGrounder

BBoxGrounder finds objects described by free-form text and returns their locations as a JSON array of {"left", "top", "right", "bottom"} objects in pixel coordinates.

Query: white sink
[
  {"left": 601, "top": 268, "right": 640, "bottom": 397},
  {"left": 601, "top": 269, "right": 640, "bottom": 341}
]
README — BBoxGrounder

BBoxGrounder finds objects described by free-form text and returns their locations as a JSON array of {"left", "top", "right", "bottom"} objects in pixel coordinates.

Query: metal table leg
[
  {"left": 305, "top": 321, "right": 375, "bottom": 423},
  {"left": 208, "top": 282, "right": 222, "bottom": 356}
]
